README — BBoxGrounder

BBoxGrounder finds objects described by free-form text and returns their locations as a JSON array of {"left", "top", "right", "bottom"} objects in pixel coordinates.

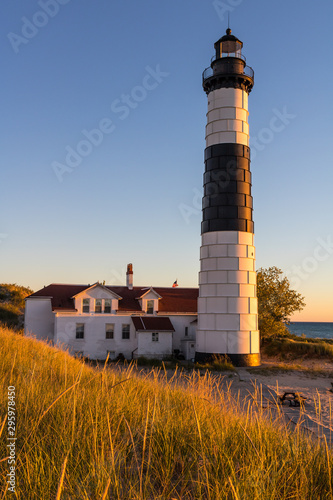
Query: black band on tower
[
  {"left": 205, "top": 143, "right": 250, "bottom": 160},
  {"left": 202, "top": 143, "right": 254, "bottom": 234}
]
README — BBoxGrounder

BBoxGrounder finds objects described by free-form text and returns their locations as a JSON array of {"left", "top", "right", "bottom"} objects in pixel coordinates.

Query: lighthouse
[{"left": 196, "top": 29, "right": 260, "bottom": 366}]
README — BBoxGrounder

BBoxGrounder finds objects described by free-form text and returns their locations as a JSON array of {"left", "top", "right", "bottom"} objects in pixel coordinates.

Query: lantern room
[
  {"left": 202, "top": 28, "right": 254, "bottom": 95},
  {"left": 214, "top": 28, "right": 243, "bottom": 60}
]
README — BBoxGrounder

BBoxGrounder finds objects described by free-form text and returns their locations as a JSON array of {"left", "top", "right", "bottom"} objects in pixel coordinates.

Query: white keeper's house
[{"left": 24, "top": 264, "right": 198, "bottom": 361}]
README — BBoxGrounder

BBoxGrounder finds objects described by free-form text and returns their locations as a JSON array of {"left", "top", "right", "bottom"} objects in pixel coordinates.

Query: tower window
[{"left": 147, "top": 300, "right": 154, "bottom": 314}]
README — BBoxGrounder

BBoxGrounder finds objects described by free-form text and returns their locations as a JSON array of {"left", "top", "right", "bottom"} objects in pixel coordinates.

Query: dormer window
[
  {"left": 137, "top": 288, "right": 161, "bottom": 314},
  {"left": 82, "top": 299, "right": 90, "bottom": 313},
  {"left": 93, "top": 298, "right": 114, "bottom": 313},
  {"left": 73, "top": 284, "right": 122, "bottom": 317},
  {"left": 147, "top": 300, "right": 154, "bottom": 314}
]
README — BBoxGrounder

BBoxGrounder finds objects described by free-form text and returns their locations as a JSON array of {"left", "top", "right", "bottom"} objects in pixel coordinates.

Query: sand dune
[{"left": 232, "top": 361, "right": 333, "bottom": 444}]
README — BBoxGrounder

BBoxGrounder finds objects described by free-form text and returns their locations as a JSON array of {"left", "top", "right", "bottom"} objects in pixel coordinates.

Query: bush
[
  {"left": 136, "top": 356, "right": 164, "bottom": 367},
  {"left": 0, "top": 283, "right": 33, "bottom": 329},
  {"left": 196, "top": 354, "right": 235, "bottom": 372}
]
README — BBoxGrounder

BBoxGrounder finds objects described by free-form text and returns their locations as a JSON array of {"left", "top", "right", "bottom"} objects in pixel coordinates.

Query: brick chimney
[{"left": 126, "top": 263, "right": 133, "bottom": 290}]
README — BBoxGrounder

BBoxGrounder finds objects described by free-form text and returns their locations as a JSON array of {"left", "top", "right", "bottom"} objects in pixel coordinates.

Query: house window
[
  {"left": 105, "top": 324, "right": 114, "bottom": 339},
  {"left": 104, "top": 299, "right": 111, "bottom": 314},
  {"left": 95, "top": 299, "right": 102, "bottom": 313},
  {"left": 152, "top": 332, "right": 159, "bottom": 342},
  {"left": 122, "top": 324, "right": 130, "bottom": 340},
  {"left": 147, "top": 300, "right": 154, "bottom": 314},
  {"left": 74, "top": 351, "right": 84, "bottom": 358},
  {"left": 76, "top": 323, "right": 84, "bottom": 339},
  {"left": 185, "top": 327, "right": 188, "bottom": 337},
  {"left": 107, "top": 350, "right": 116, "bottom": 360},
  {"left": 82, "top": 299, "right": 90, "bottom": 313}
]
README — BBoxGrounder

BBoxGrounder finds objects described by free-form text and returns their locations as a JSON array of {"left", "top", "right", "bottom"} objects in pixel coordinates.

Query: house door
[{"left": 188, "top": 341, "right": 196, "bottom": 361}]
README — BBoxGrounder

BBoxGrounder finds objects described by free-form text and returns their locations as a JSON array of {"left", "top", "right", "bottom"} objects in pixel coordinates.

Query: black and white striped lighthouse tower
[{"left": 196, "top": 29, "right": 260, "bottom": 366}]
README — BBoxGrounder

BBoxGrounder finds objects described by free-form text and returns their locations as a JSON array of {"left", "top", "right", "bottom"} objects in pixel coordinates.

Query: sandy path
[{"left": 234, "top": 368, "right": 333, "bottom": 443}]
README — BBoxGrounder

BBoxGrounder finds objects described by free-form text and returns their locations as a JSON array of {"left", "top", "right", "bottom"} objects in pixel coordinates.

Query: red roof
[
  {"left": 132, "top": 316, "right": 175, "bottom": 331},
  {"left": 28, "top": 284, "right": 199, "bottom": 313},
  {"left": 154, "top": 287, "right": 198, "bottom": 313},
  {"left": 29, "top": 284, "right": 86, "bottom": 311}
]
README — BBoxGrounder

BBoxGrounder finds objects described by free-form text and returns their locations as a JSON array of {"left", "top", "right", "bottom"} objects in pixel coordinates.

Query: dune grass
[
  {"left": 1, "top": 326, "right": 333, "bottom": 499},
  {"left": 248, "top": 362, "right": 330, "bottom": 377},
  {"left": 195, "top": 354, "right": 236, "bottom": 373},
  {"left": 262, "top": 337, "right": 333, "bottom": 361}
]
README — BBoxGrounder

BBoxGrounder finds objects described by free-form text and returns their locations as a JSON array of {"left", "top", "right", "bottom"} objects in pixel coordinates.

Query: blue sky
[{"left": 1, "top": 0, "right": 333, "bottom": 321}]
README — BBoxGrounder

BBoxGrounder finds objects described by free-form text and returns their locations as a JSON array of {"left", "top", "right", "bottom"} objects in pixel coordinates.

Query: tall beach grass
[
  {"left": 262, "top": 337, "right": 333, "bottom": 360},
  {"left": 0, "top": 326, "right": 332, "bottom": 499}
]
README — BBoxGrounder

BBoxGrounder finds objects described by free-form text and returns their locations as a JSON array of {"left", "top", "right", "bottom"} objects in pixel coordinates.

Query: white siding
[
  {"left": 24, "top": 298, "right": 54, "bottom": 341},
  {"left": 52, "top": 312, "right": 197, "bottom": 361},
  {"left": 162, "top": 315, "right": 197, "bottom": 358},
  {"left": 54, "top": 315, "right": 137, "bottom": 360},
  {"left": 137, "top": 332, "right": 172, "bottom": 359},
  {"left": 24, "top": 287, "right": 198, "bottom": 361}
]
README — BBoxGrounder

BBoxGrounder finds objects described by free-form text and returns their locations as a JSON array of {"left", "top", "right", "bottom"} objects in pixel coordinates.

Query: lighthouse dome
[{"left": 214, "top": 29, "right": 243, "bottom": 58}]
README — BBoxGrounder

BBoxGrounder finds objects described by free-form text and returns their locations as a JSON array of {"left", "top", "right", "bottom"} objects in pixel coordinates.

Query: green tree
[{"left": 257, "top": 267, "right": 305, "bottom": 339}]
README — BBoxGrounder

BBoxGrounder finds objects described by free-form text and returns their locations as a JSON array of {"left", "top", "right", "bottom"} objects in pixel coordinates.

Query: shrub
[
  {"left": 0, "top": 283, "right": 33, "bottom": 329},
  {"left": 196, "top": 354, "right": 235, "bottom": 372}
]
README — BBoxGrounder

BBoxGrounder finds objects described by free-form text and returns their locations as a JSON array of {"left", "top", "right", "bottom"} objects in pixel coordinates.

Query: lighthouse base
[{"left": 195, "top": 351, "right": 260, "bottom": 367}]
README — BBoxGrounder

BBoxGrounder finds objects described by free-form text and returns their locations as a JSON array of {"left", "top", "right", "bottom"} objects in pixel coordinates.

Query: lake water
[{"left": 287, "top": 322, "right": 333, "bottom": 341}]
